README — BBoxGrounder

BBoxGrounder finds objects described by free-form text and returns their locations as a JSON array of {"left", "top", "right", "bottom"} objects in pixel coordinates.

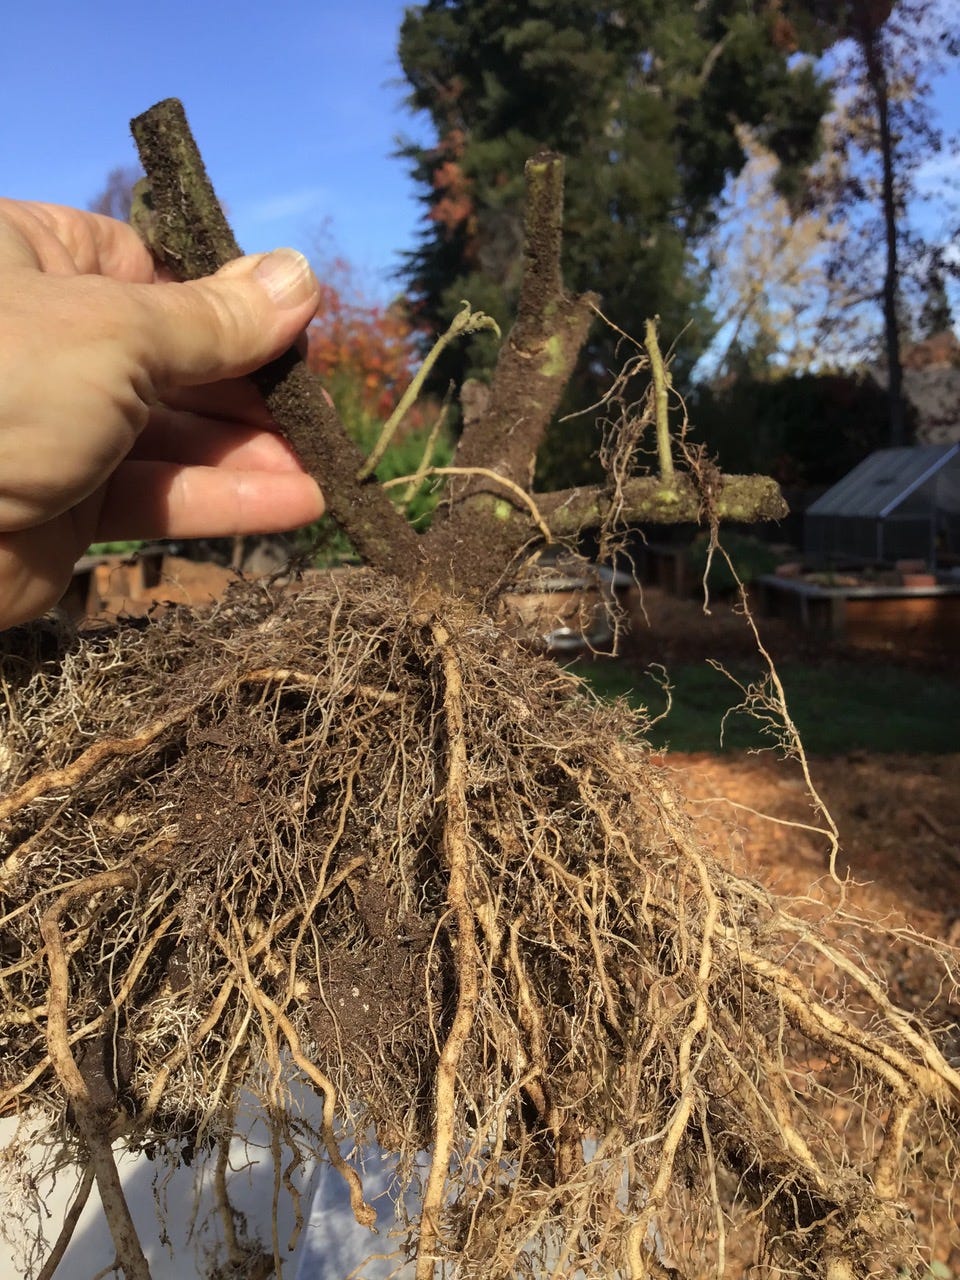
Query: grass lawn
[{"left": 571, "top": 658, "right": 960, "bottom": 755}]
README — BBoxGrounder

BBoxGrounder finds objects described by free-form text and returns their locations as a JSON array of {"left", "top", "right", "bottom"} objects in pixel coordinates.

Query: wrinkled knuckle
[
  {"left": 203, "top": 281, "right": 244, "bottom": 343},
  {"left": 201, "top": 280, "right": 265, "bottom": 362}
]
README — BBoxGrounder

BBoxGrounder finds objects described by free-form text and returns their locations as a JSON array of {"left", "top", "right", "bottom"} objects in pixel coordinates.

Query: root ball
[{"left": 1, "top": 575, "right": 957, "bottom": 1278}]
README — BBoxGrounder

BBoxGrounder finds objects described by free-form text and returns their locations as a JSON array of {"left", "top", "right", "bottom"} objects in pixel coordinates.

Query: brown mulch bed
[
  {"left": 659, "top": 747, "right": 960, "bottom": 1273},
  {"left": 619, "top": 586, "right": 960, "bottom": 1271},
  {"left": 624, "top": 580, "right": 958, "bottom": 673}
]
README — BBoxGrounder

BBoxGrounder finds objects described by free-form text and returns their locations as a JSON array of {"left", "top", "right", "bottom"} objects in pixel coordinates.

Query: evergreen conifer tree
[{"left": 397, "top": 0, "right": 833, "bottom": 443}]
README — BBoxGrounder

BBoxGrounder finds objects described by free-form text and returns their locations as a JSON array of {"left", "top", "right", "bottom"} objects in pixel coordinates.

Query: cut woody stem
[{"left": 129, "top": 97, "right": 423, "bottom": 582}]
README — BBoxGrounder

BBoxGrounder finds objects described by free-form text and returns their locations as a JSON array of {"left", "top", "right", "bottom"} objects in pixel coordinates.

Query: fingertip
[{"left": 251, "top": 249, "right": 319, "bottom": 310}]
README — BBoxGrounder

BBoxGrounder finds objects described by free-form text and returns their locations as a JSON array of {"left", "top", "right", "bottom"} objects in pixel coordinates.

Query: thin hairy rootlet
[{"left": 1, "top": 574, "right": 958, "bottom": 1279}]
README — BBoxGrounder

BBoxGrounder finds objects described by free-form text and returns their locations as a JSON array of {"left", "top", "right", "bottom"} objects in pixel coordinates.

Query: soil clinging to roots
[{"left": 1, "top": 573, "right": 958, "bottom": 1278}]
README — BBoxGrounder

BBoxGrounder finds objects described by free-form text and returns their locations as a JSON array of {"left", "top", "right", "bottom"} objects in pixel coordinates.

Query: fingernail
[{"left": 254, "top": 248, "right": 317, "bottom": 308}]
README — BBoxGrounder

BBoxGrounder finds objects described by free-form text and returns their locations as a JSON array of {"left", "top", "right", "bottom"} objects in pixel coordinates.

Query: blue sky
[
  {"left": 1, "top": 0, "right": 426, "bottom": 295},
  {"left": 2, "top": 2, "right": 957, "bottom": 310}
]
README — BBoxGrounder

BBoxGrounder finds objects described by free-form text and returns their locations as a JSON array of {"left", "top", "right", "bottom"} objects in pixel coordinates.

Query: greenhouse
[{"left": 804, "top": 442, "right": 960, "bottom": 566}]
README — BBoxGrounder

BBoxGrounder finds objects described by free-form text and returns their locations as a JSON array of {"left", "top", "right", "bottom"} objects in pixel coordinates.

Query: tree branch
[
  {"left": 645, "top": 318, "right": 675, "bottom": 484},
  {"left": 422, "top": 152, "right": 599, "bottom": 593},
  {"left": 129, "top": 98, "right": 422, "bottom": 579},
  {"left": 538, "top": 473, "right": 788, "bottom": 536},
  {"left": 450, "top": 152, "right": 598, "bottom": 486}
]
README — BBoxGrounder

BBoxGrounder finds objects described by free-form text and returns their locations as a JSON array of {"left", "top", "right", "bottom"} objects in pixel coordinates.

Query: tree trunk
[{"left": 864, "top": 22, "right": 907, "bottom": 447}]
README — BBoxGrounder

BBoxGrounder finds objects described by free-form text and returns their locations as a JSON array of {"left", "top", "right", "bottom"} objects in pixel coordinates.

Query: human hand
[{"left": 0, "top": 198, "right": 326, "bottom": 628}]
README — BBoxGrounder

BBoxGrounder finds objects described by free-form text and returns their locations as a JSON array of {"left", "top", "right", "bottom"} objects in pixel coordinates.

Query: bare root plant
[{"left": 1, "top": 99, "right": 958, "bottom": 1279}]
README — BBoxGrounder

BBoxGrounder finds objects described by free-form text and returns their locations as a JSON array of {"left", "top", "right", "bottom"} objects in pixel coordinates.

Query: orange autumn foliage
[
  {"left": 306, "top": 256, "right": 419, "bottom": 422},
  {"left": 429, "top": 129, "right": 474, "bottom": 238}
]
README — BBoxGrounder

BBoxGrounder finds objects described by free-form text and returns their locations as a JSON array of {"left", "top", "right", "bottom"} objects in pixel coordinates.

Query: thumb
[{"left": 131, "top": 248, "right": 320, "bottom": 390}]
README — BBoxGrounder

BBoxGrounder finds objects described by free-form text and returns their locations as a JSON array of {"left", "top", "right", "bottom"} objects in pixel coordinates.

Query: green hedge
[{"left": 688, "top": 372, "right": 908, "bottom": 487}]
